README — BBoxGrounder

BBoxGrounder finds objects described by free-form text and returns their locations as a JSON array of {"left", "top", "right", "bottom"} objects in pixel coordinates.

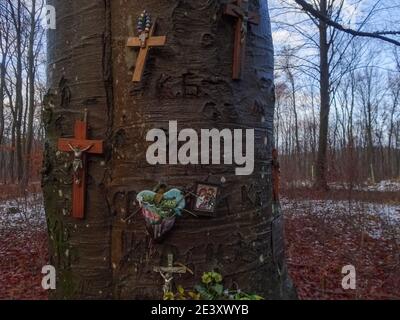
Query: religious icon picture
[{"left": 192, "top": 183, "right": 219, "bottom": 216}]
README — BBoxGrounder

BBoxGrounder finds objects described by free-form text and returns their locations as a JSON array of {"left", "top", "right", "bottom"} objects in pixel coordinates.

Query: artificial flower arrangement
[
  {"left": 136, "top": 185, "right": 186, "bottom": 240},
  {"left": 164, "top": 271, "right": 264, "bottom": 300}
]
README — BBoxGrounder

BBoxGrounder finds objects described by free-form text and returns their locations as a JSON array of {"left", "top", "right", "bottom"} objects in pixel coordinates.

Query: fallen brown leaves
[
  {"left": 284, "top": 190, "right": 400, "bottom": 300},
  {"left": 0, "top": 229, "right": 49, "bottom": 300},
  {"left": 0, "top": 190, "right": 48, "bottom": 300},
  {"left": 1, "top": 187, "right": 399, "bottom": 300}
]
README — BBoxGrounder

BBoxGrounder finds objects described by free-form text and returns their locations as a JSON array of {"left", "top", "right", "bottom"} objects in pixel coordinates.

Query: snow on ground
[
  {"left": 0, "top": 191, "right": 399, "bottom": 299},
  {"left": 281, "top": 198, "right": 400, "bottom": 240},
  {"left": 0, "top": 193, "right": 48, "bottom": 300},
  {"left": 362, "top": 180, "right": 400, "bottom": 192},
  {"left": 283, "top": 194, "right": 400, "bottom": 300},
  {"left": 285, "top": 179, "right": 400, "bottom": 193},
  {"left": 0, "top": 193, "right": 46, "bottom": 232},
  {"left": 328, "top": 180, "right": 400, "bottom": 193}
]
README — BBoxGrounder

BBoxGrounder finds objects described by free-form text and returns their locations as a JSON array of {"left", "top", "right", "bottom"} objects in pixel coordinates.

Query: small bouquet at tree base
[{"left": 164, "top": 271, "right": 264, "bottom": 300}]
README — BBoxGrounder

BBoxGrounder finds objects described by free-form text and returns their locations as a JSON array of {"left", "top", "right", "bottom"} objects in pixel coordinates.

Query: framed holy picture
[{"left": 192, "top": 182, "right": 220, "bottom": 216}]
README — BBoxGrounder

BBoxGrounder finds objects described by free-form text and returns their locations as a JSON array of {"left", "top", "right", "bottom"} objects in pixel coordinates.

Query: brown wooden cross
[
  {"left": 272, "top": 149, "right": 280, "bottom": 202},
  {"left": 58, "top": 112, "right": 104, "bottom": 219},
  {"left": 126, "top": 18, "right": 167, "bottom": 82},
  {"left": 223, "top": 0, "right": 260, "bottom": 80}
]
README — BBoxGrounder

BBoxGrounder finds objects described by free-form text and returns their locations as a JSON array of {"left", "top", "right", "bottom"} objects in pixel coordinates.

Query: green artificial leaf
[
  {"left": 195, "top": 285, "right": 214, "bottom": 300},
  {"left": 213, "top": 284, "right": 224, "bottom": 296},
  {"left": 201, "top": 273, "right": 212, "bottom": 284},
  {"left": 164, "top": 292, "right": 175, "bottom": 300},
  {"left": 188, "top": 291, "right": 201, "bottom": 300},
  {"left": 177, "top": 285, "right": 185, "bottom": 295},
  {"left": 212, "top": 272, "right": 223, "bottom": 283}
]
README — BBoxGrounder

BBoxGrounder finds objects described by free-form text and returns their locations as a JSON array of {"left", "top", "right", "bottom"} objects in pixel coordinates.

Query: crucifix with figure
[
  {"left": 126, "top": 11, "right": 167, "bottom": 82},
  {"left": 58, "top": 111, "right": 104, "bottom": 219},
  {"left": 154, "top": 254, "right": 188, "bottom": 296},
  {"left": 223, "top": 0, "right": 260, "bottom": 80}
]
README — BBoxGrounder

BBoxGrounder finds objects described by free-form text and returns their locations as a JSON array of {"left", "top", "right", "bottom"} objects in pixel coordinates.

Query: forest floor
[
  {"left": 0, "top": 191, "right": 48, "bottom": 300},
  {"left": 283, "top": 187, "right": 400, "bottom": 300},
  {"left": 0, "top": 183, "right": 399, "bottom": 300}
]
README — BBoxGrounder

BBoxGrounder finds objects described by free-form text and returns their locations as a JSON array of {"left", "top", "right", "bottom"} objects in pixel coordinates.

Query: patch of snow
[
  {"left": 329, "top": 180, "right": 400, "bottom": 192},
  {"left": 0, "top": 194, "right": 46, "bottom": 232},
  {"left": 284, "top": 180, "right": 314, "bottom": 188},
  {"left": 284, "top": 179, "right": 400, "bottom": 192},
  {"left": 281, "top": 198, "right": 400, "bottom": 240},
  {"left": 364, "top": 180, "right": 400, "bottom": 192}
]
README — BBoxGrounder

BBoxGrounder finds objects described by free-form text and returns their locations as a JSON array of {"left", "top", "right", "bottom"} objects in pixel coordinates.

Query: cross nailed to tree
[
  {"left": 224, "top": 0, "right": 260, "bottom": 80},
  {"left": 126, "top": 14, "right": 167, "bottom": 82},
  {"left": 58, "top": 112, "right": 104, "bottom": 219},
  {"left": 153, "top": 254, "right": 188, "bottom": 296}
]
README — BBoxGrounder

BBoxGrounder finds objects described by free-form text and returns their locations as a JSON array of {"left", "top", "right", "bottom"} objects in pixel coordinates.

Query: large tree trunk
[{"left": 43, "top": 0, "right": 296, "bottom": 300}]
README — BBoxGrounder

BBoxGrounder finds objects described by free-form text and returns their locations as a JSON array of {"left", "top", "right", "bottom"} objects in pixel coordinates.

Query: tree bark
[
  {"left": 16, "top": 1, "right": 24, "bottom": 183},
  {"left": 0, "top": 47, "right": 6, "bottom": 147},
  {"left": 9, "top": 0, "right": 24, "bottom": 183},
  {"left": 44, "top": 0, "right": 296, "bottom": 300},
  {"left": 24, "top": 0, "right": 37, "bottom": 185},
  {"left": 43, "top": 0, "right": 114, "bottom": 299},
  {"left": 315, "top": 0, "right": 330, "bottom": 189}
]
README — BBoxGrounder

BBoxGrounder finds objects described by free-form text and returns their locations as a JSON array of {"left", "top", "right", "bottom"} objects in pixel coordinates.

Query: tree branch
[{"left": 294, "top": 0, "right": 400, "bottom": 46}]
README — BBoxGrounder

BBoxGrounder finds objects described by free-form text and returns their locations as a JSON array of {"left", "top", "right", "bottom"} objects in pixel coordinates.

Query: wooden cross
[
  {"left": 272, "top": 149, "right": 280, "bottom": 202},
  {"left": 58, "top": 112, "right": 104, "bottom": 219},
  {"left": 126, "top": 18, "right": 167, "bottom": 82},
  {"left": 154, "top": 254, "right": 187, "bottom": 295},
  {"left": 223, "top": 0, "right": 260, "bottom": 80}
]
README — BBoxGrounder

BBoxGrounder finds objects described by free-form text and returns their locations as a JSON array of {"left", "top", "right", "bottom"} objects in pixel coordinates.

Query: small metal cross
[{"left": 153, "top": 254, "right": 187, "bottom": 295}]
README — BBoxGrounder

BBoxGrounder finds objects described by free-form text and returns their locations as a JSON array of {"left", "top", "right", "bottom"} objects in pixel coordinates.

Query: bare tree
[
  {"left": 0, "top": 0, "right": 45, "bottom": 184},
  {"left": 24, "top": 0, "right": 44, "bottom": 185},
  {"left": 271, "top": 0, "right": 400, "bottom": 187}
]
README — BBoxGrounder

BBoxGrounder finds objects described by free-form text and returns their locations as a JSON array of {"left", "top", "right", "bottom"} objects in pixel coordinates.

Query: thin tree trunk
[
  {"left": 10, "top": 0, "right": 24, "bottom": 183},
  {"left": 316, "top": 0, "right": 330, "bottom": 189},
  {"left": 24, "top": 0, "right": 37, "bottom": 185},
  {"left": 10, "top": 122, "right": 16, "bottom": 183},
  {"left": 366, "top": 102, "right": 375, "bottom": 183},
  {"left": 388, "top": 89, "right": 398, "bottom": 176},
  {"left": 291, "top": 79, "right": 300, "bottom": 155},
  {"left": 0, "top": 55, "right": 6, "bottom": 147}
]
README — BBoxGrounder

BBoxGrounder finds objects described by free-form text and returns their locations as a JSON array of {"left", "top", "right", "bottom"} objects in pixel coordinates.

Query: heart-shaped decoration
[{"left": 137, "top": 188, "right": 185, "bottom": 240}]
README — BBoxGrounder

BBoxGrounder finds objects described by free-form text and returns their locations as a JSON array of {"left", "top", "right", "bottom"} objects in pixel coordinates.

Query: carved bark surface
[
  {"left": 43, "top": 0, "right": 114, "bottom": 299},
  {"left": 43, "top": 0, "right": 296, "bottom": 299}
]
